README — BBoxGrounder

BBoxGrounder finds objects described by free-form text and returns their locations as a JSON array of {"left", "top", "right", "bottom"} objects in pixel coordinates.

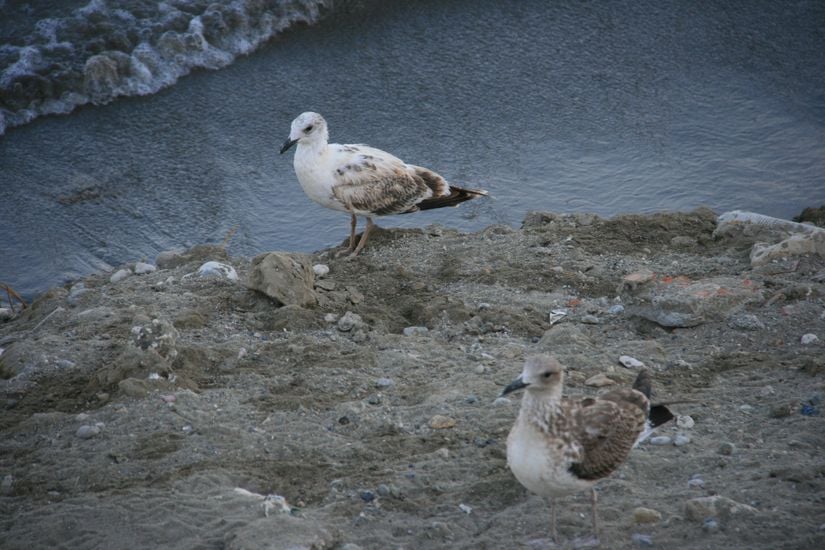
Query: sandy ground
[{"left": 1, "top": 208, "right": 824, "bottom": 549}]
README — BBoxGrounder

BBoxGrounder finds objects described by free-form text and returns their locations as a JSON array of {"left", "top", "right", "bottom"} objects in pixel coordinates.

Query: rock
[
  {"left": 631, "top": 533, "right": 653, "bottom": 546},
  {"left": 76, "top": 425, "right": 101, "bottom": 439},
  {"left": 359, "top": 490, "right": 375, "bottom": 503},
  {"left": 134, "top": 262, "right": 156, "bottom": 275},
  {"left": 337, "top": 311, "right": 365, "bottom": 332},
  {"left": 624, "top": 276, "right": 764, "bottom": 328},
  {"left": 674, "top": 434, "right": 691, "bottom": 446},
  {"left": 493, "top": 397, "right": 511, "bottom": 406},
  {"left": 156, "top": 245, "right": 228, "bottom": 269},
  {"left": 110, "top": 269, "right": 131, "bottom": 283},
  {"left": 621, "top": 270, "right": 656, "bottom": 291},
  {"left": 632, "top": 507, "right": 662, "bottom": 524},
  {"left": 580, "top": 314, "right": 600, "bottom": 324},
  {"left": 650, "top": 436, "right": 672, "bottom": 446},
  {"left": 131, "top": 317, "right": 178, "bottom": 359},
  {"left": 246, "top": 252, "right": 316, "bottom": 307},
  {"left": 585, "top": 373, "right": 615, "bottom": 387},
  {"left": 428, "top": 415, "right": 457, "bottom": 429},
  {"left": 801, "top": 333, "right": 819, "bottom": 345},
  {"left": 313, "top": 264, "right": 330, "bottom": 277},
  {"left": 375, "top": 378, "right": 393, "bottom": 388},
  {"left": 0, "top": 474, "right": 13, "bottom": 496},
  {"left": 703, "top": 517, "right": 720, "bottom": 533},
  {"left": 118, "top": 378, "right": 151, "bottom": 398},
  {"left": 685, "top": 495, "right": 757, "bottom": 522},
  {"left": 670, "top": 235, "right": 698, "bottom": 247},
  {"left": 676, "top": 415, "right": 695, "bottom": 429},
  {"left": 751, "top": 231, "right": 825, "bottom": 267},
  {"left": 728, "top": 313, "right": 765, "bottom": 331},
  {"left": 67, "top": 283, "right": 89, "bottom": 305},
  {"left": 403, "top": 326, "right": 429, "bottom": 336},
  {"left": 619, "top": 355, "right": 645, "bottom": 368},
  {"left": 688, "top": 475, "right": 705, "bottom": 489},
  {"left": 0, "top": 307, "right": 13, "bottom": 321},
  {"left": 196, "top": 261, "right": 238, "bottom": 281},
  {"left": 607, "top": 304, "right": 625, "bottom": 315},
  {"left": 770, "top": 402, "right": 796, "bottom": 418}
]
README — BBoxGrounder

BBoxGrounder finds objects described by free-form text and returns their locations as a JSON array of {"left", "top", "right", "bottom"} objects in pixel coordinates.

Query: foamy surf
[{"left": 0, "top": 0, "right": 333, "bottom": 135}]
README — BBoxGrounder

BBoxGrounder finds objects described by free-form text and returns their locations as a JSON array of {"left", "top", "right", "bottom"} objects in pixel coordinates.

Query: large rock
[
  {"left": 246, "top": 252, "right": 317, "bottom": 307},
  {"left": 623, "top": 275, "right": 764, "bottom": 328},
  {"left": 685, "top": 495, "right": 758, "bottom": 521},
  {"left": 750, "top": 231, "right": 825, "bottom": 267}
]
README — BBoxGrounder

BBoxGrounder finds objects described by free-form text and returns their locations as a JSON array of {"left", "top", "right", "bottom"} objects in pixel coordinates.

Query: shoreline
[{"left": 1, "top": 208, "right": 824, "bottom": 549}]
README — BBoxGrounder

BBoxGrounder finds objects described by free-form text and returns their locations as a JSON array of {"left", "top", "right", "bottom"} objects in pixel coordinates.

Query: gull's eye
[
  {"left": 543, "top": 372, "right": 552, "bottom": 379},
  {"left": 304, "top": 125, "right": 314, "bottom": 133}
]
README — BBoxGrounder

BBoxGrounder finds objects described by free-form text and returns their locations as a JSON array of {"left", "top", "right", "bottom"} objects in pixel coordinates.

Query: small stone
[
  {"left": 197, "top": 261, "right": 238, "bottom": 281},
  {"left": 465, "top": 395, "right": 478, "bottom": 404},
  {"left": 428, "top": 415, "right": 457, "bottom": 429},
  {"left": 631, "top": 533, "right": 653, "bottom": 546},
  {"left": 367, "top": 394, "right": 381, "bottom": 405},
  {"left": 459, "top": 503, "right": 473, "bottom": 515},
  {"left": 493, "top": 397, "right": 511, "bottom": 406},
  {"left": 1, "top": 475, "right": 13, "bottom": 495},
  {"left": 685, "top": 495, "right": 757, "bottom": 522},
  {"left": 315, "top": 279, "right": 336, "bottom": 291},
  {"left": 478, "top": 303, "right": 492, "bottom": 310},
  {"left": 403, "top": 326, "right": 429, "bottom": 336},
  {"left": 359, "top": 490, "right": 375, "bottom": 503},
  {"left": 650, "top": 436, "right": 672, "bottom": 446},
  {"left": 728, "top": 313, "right": 765, "bottom": 331},
  {"left": 770, "top": 402, "right": 796, "bottom": 418},
  {"left": 474, "top": 365, "right": 486, "bottom": 374},
  {"left": 313, "top": 264, "right": 330, "bottom": 277},
  {"left": 759, "top": 385, "right": 776, "bottom": 396},
  {"left": 676, "top": 415, "right": 695, "bottom": 429},
  {"left": 324, "top": 313, "right": 339, "bottom": 323},
  {"left": 337, "top": 311, "right": 364, "bottom": 332},
  {"left": 375, "top": 378, "right": 393, "bottom": 388},
  {"left": 674, "top": 434, "right": 691, "bottom": 446},
  {"left": 134, "top": 262, "right": 156, "bottom": 274},
  {"left": 376, "top": 484, "right": 390, "bottom": 497},
  {"left": 623, "top": 270, "right": 655, "bottom": 287},
  {"left": 688, "top": 475, "right": 705, "bottom": 489},
  {"left": 0, "top": 308, "right": 13, "bottom": 321},
  {"left": 607, "top": 304, "right": 625, "bottom": 315},
  {"left": 76, "top": 425, "right": 101, "bottom": 439},
  {"left": 619, "top": 355, "right": 645, "bottom": 368},
  {"left": 801, "top": 333, "right": 819, "bottom": 345},
  {"left": 703, "top": 518, "right": 719, "bottom": 533},
  {"left": 633, "top": 507, "right": 662, "bottom": 523},
  {"left": 581, "top": 314, "right": 600, "bottom": 325},
  {"left": 718, "top": 442, "right": 736, "bottom": 456},
  {"left": 585, "top": 373, "right": 615, "bottom": 387},
  {"left": 110, "top": 269, "right": 131, "bottom": 283},
  {"left": 739, "top": 404, "right": 753, "bottom": 413}
]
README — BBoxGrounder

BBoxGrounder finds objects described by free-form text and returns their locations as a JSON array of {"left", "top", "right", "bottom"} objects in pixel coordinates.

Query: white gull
[{"left": 280, "top": 112, "right": 488, "bottom": 256}]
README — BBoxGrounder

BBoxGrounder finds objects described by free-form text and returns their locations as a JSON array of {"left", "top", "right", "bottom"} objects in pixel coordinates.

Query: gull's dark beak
[
  {"left": 500, "top": 376, "right": 528, "bottom": 397},
  {"left": 280, "top": 138, "right": 298, "bottom": 154}
]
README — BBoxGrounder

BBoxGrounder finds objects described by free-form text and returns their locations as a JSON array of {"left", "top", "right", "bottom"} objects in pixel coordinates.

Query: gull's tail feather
[{"left": 417, "top": 186, "right": 488, "bottom": 211}]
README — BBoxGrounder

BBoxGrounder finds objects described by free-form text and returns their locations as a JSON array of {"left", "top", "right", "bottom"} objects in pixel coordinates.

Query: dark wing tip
[
  {"left": 632, "top": 369, "right": 652, "bottom": 399},
  {"left": 649, "top": 404, "right": 675, "bottom": 427}
]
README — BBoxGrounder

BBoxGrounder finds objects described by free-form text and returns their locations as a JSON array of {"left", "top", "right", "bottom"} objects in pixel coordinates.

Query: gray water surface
[{"left": 2, "top": 0, "right": 824, "bottom": 299}]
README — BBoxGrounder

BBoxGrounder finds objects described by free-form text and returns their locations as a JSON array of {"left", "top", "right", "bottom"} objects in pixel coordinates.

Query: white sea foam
[{"left": 0, "top": 0, "right": 333, "bottom": 135}]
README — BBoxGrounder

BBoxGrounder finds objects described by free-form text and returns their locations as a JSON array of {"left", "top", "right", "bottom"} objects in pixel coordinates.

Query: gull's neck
[
  {"left": 521, "top": 388, "right": 563, "bottom": 432},
  {"left": 297, "top": 135, "right": 329, "bottom": 158}
]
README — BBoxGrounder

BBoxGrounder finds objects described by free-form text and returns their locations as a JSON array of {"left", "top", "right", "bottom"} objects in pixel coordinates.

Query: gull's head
[
  {"left": 280, "top": 112, "right": 328, "bottom": 154},
  {"left": 500, "top": 355, "right": 565, "bottom": 398}
]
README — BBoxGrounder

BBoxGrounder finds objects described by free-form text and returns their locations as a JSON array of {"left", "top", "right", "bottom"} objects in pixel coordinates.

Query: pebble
[
  {"left": 632, "top": 506, "right": 662, "bottom": 523},
  {"left": 428, "top": 415, "right": 457, "bottom": 429},
  {"left": 676, "top": 415, "right": 695, "bottom": 429},
  {"left": 770, "top": 402, "right": 796, "bottom": 418},
  {"left": 313, "top": 264, "right": 330, "bottom": 277},
  {"left": 375, "top": 377, "right": 393, "bottom": 388},
  {"left": 1, "top": 474, "right": 13, "bottom": 496},
  {"left": 619, "top": 355, "right": 645, "bottom": 368},
  {"left": 473, "top": 364, "right": 486, "bottom": 374},
  {"left": 673, "top": 434, "right": 691, "bottom": 446},
  {"left": 376, "top": 484, "right": 390, "bottom": 497},
  {"left": 134, "top": 262, "right": 156, "bottom": 274},
  {"left": 580, "top": 314, "right": 600, "bottom": 324},
  {"left": 650, "top": 436, "right": 672, "bottom": 446},
  {"left": 110, "top": 269, "right": 131, "bottom": 283},
  {"left": 0, "top": 308, "right": 13, "bottom": 321},
  {"left": 367, "top": 394, "right": 381, "bottom": 405},
  {"left": 739, "top": 404, "right": 753, "bottom": 414},
  {"left": 459, "top": 503, "right": 473, "bottom": 514},
  {"left": 718, "top": 442, "right": 736, "bottom": 455},
  {"left": 403, "top": 326, "right": 429, "bottom": 336},
  {"left": 585, "top": 373, "right": 615, "bottom": 387},
  {"left": 800, "top": 333, "right": 819, "bottom": 345},
  {"left": 703, "top": 518, "right": 719, "bottom": 533},
  {"left": 337, "top": 311, "right": 363, "bottom": 332},
  {"left": 67, "top": 283, "right": 89, "bottom": 305},
  {"left": 688, "top": 475, "right": 705, "bottom": 489},
  {"left": 196, "top": 261, "right": 239, "bottom": 281},
  {"left": 493, "top": 397, "right": 511, "bottom": 406},
  {"left": 359, "top": 490, "right": 375, "bottom": 503},
  {"left": 631, "top": 533, "right": 653, "bottom": 547},
  {"left": 607, "top": 304, "right": 625, "bottom": 315},
  {"left": 728, "top": 313, "right": 765, "bottom": 331},
  {"left": 324, "top": 313, "right": 339, "bottom": 323},
  {"left": 76, "top": 425, "right": 101, "bottom": 439},
  {"left": 465, "top": 395, "right": 478, "bottom": 404}
]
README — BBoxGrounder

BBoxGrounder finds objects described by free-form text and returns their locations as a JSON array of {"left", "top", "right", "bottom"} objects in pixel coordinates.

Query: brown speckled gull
[{"left": 501, "top": 355, "right": 673, "bottom": 544}]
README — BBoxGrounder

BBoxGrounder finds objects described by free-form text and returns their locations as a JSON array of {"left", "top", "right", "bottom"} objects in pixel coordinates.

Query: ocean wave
[{"left": 0, "top": 0, "right": 333, "bottom": 135}]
